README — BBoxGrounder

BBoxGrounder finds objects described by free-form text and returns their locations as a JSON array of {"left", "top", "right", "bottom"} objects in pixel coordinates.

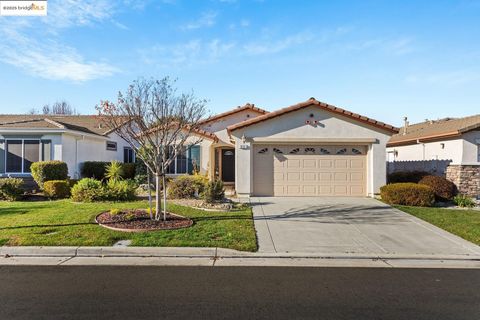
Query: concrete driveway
[{"left": 250, "top": 197, "right": 480, "bottom": 257}]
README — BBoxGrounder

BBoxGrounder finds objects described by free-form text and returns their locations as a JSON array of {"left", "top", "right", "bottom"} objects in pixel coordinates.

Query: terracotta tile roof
[
  {"left": 142, "top": 124, "right": 219, "bottom": 142},
  {"left": 227, "top": 98, "right": 399, "bottom": 134},
  {"left": 0, "top": 114, "right": 114, "bottom": 136},
  {"left": 388, "top": 114, "right": 480, "bottom": 146},
  {"left": 199, "top": 103, "right": 269, "bottom": 125}
]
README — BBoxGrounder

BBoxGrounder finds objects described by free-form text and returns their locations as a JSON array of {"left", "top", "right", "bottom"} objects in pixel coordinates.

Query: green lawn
[
  {"left": 0, "top": 200, "right": 257, "bottom": 251},
  {"left": 396, "top": 206, "right": 480, "bottom": 245}
]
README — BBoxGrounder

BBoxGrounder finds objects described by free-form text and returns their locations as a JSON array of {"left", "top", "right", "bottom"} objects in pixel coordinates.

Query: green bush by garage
[{"left": 380, "top": 183, "right": 435, "bottom": 207}]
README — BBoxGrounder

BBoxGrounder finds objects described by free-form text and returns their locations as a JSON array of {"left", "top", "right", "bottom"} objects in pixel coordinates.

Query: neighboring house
[
  {"left": 387, "top": 115, "right": 480, "bottom": 198},
  {"left": 0, "top": 115, "right": 134, "bottom": 179},
  {"left": 195, "top": 98, "right": 398, "bottom": 197}
]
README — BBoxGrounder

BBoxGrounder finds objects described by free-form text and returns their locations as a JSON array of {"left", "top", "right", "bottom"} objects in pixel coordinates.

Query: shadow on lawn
[{"left": 0, "top": 222, "right": 96, "bottom": 231}]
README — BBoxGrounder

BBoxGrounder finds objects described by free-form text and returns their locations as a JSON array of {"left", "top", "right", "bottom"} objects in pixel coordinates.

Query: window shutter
[
  {"left": 188, "top": 145, "right": 201, "bottom": 174},
  {"left": 0, "top": 139, "right": 5, "bottom": 174},
  {"left": 41, "top": 140, "right": 52, "bottom": 161}
]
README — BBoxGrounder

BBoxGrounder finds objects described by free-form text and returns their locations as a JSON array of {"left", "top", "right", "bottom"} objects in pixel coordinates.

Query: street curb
[{"left": 2, "top": 246, "right": 480, "bottom": 262}]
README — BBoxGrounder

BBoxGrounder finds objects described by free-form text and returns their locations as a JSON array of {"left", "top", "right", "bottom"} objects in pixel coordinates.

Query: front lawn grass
[
  {"left": 396, "top": 205, "right": 480, "bottom": 245},
  {"left": 0, "top": 200, "right": 257, "bottom": 251}
]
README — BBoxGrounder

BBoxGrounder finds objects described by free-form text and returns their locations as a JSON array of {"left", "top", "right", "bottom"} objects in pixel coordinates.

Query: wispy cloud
[
  {"left": 243, "top": 31, "right": 314, "bottom": 55},
  {"left": 0, "top": 0, "right": 120, "bottom": 82},
  {"left": 181, "top": 11, "right": 218, "bottom": 30},
  {"left": 139, "top": 39, "right": 236, "bottom": 67},
  {"left": 347, "top": 37, "right": 415, "bottom": 56}
]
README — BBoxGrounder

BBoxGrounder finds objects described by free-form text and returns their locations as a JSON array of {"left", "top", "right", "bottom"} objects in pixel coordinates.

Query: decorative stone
[{"left": 446, "top": 165, "right": 480, "bottom": 198}]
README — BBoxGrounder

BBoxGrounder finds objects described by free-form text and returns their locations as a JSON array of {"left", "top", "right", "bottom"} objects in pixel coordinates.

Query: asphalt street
[{"left": 0, "top": 266, "right": 479, "bottom": 320}]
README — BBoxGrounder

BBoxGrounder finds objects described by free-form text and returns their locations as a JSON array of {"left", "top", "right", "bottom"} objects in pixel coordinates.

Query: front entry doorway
[{"left": 221, "top": 148, "right": 235, "bottom": 183}]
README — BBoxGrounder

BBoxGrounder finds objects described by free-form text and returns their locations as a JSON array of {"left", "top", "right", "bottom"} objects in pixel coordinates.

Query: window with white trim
[
  {"left": 166, "top": 146, "right": 188, "bottom": 174},
  {"left": 106, "top": 141, "right": 117, "bottom": 151},
  {"left": 123, "top": 147, "right": 135, "bottom": 163},
  {"left": 5, "top": 139, "right": 40, "bottom": 173}
]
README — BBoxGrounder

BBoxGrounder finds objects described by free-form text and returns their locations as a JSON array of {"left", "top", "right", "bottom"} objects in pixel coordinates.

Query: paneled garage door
[{"left": 253, "top": 145, "right": 367, "bottom": 197}]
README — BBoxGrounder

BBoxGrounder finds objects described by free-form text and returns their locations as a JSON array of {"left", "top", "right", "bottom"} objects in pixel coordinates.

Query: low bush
[
  {"left": 105, "top": 161, "right": 124, "bottom": 182},
  {"left": 0, "top": 178, "right": 24, "bottom": 201},
  {"left": 30, "top": 161, "right": 68, "bottom": 188},
  {"left": 71, "top": 178, "right": 104, "bottom": 202},
  {"left": 203, "top": 179, "right": 225, "bottom": 203},
  {"left": 418, "top": 175, "right": 457, "bottom": 201},
  {"left": 168, "top": 175, "right": 207, "bottom": 199},
  {"left": 453, "top": 194, "right": 476, "bottom": 208},
  {"left": 104, "top": 179, "right": 137, "bottom": 201},
  {"left": 43, "top": 180, "right": 71, "bottom": 199},
  {"left": 380, "top": 183, "right": 435, "bottom": 207},
  {"left": 387, "top": 171, "right": 430, "bottom": 184}
]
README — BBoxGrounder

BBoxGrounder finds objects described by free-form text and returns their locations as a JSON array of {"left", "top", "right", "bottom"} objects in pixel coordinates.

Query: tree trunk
[
  {"left": 155, "top": 174, "right": 161, "bottom": 220},
  {"left": 147, "top": 169, "right": 153, "bottom": 220},
  {"left": 162, "top": 174, "right": 167, "bottom": 221}
]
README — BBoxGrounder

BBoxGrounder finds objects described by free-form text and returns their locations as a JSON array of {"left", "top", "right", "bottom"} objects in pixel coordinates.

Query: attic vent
[{"left": 98, "top": 123, "right": 103, "bottom": 129}]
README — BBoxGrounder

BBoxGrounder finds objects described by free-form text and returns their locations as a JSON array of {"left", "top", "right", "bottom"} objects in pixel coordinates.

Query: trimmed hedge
[
  {"left": 43, "top": 180, "right": 71, "bottom": 199},
  {"left": 81, "top": 161, "right": 136, "bottom": 180},
  {"left": 381, "top": 183, "right": 435, "bottom": 207},
  {"left": 0, "top": 178, "right": 24, "bottom": 201},
  {"left": 30, "top": 161, "right": 68, "bottom": 188},
  {"left": 418, "top": 175, "right": 456, "bottom": 201},
  {"left": 387, "top": 171, "right": 430, "bottom": 184}
]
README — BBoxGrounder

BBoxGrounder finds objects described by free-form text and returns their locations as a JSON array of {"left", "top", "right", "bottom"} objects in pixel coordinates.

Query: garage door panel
[{"left": 253, "top": 145, "right": 366, "bottom": 197}]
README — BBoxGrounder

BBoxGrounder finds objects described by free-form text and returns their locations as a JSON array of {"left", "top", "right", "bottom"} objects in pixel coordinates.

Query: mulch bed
[{"left": 96, "top": 209, "right": 193, "bottom": 232}]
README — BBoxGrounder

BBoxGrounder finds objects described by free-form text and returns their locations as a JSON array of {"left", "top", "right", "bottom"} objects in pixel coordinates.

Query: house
[
  {"left": 387, "top": 115, "right": 480, "bottom": 198},
  {"left": 195, "top": 98, "right": 398, "bottom": 197},
  {"left": 0, "top": 115, "right": 134, "bottom": 179}
]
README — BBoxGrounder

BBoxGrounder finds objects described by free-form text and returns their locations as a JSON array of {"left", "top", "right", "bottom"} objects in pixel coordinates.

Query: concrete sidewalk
[{"left": 1, "top": 246, "right": 480, "bottom": 268}]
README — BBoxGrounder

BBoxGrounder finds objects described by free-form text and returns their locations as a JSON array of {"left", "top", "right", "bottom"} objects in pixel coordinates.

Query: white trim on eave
[{"left": 0, "top": 128, "right": 109, "bottom": 140}]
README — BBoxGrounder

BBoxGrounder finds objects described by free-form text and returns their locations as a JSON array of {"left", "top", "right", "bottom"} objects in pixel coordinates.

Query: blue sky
[{"left": 0, "top": 0, "right": 479, "bottom": 126}]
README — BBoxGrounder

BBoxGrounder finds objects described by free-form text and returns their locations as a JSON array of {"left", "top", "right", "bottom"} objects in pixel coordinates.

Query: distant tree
[
  {"left": 40, "top": 100, "right": 78, "bottom": 115},
  {"left": 97, "top": 77, "right": 208, "bottom": 221},
  {"left": 27, "top": 108, "right": 38, "bottom": 115}
]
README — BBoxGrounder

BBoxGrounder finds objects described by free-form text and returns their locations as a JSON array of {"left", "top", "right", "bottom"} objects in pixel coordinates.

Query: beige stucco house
[
  {"left": 387, "top": 115, "right": 480, "bottom": 198},
  {"left": 195, "top": 98, "right": 399, "bottom": 197}
]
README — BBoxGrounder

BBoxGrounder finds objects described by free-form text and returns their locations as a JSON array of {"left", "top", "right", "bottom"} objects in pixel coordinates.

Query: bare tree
[
  {"left": 96, "top": 77, "right": 209, "bottom": 221},
  {"left": 27, "top": 108, "right": 38, "bottom": 115},
  {"left": 42, "top": 100, "right": 78, "bottom": 115}
]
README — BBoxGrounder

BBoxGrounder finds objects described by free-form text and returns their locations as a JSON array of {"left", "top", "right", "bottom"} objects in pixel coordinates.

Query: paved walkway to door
[{"left": 250, "top": 197, "right": 480, "bottom": 256}]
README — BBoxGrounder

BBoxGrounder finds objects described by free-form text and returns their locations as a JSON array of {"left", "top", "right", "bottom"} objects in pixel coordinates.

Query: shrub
[
  {"left": 168, "top": 175, "right": 206, "bottom": 199},
  {"left": 104, "top": 179, "right": 137, "bottom": 201},
  {"left": 453, "top": 194, "right": 476, "bottom": 208},
  {"left": 110, "top": 208, "right": 121, "bottom": 215},
  {"left": 80, "top": 161, "right": 108, "bottom": 179},
  {"left": 387, "top": 171, "right": 429, "bottom": 184},
  {"left": 380, "top": 183, "right": 435, "bottom": 207},
  {"left": 203, "top": 180, "right": 225, "bottom": 203},
  {"left": 30, "top": 161, "right": 68, "bottom": 188},
  {"left": 418, "top": 175, "right": 456, "bottom": 201},
  {"left": 71, "top": 178, "right": 104, "bottom": 202},
  {"left": 0, "top": 178, "right": 24, "bottom": 201},
  {"left": 122, "top": 163, "right": 136, "bottom": 179},
  {"left": 43, "top": 180, "right": 71, "bottom": 199},
  {"left": 105, "top": 161, "right": 124, "bottom": 182}
]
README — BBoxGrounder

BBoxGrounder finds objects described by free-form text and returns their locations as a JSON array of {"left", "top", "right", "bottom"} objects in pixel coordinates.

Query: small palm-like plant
[{"left": 105, "top": 161, "right": 124, "bottom": 182}]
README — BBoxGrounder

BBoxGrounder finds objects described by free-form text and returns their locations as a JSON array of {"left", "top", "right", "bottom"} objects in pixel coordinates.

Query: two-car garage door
[{"left": 253, "top": 145, "right": 367, "bottom": 197}]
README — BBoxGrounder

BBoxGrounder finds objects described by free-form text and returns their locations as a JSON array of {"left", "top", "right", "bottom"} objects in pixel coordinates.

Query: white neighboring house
[
  {"left": 0, "top": 115, "right": 134, "bottom": 179},
  {"left": 387, "top": 115, "right": 480, "bottom": 198}
]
